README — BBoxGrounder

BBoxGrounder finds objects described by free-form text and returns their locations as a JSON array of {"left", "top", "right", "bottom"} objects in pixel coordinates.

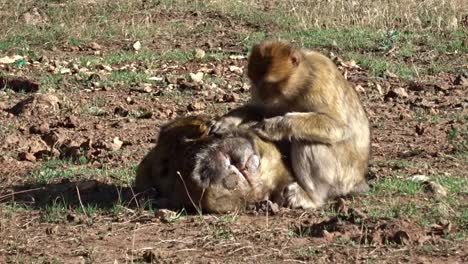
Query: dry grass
[
  {"left": 279, "top": 0, "right": 467, "bottom": 30},
  {"left": 185, "top": 0, "right": 467, "bottom": 30}
]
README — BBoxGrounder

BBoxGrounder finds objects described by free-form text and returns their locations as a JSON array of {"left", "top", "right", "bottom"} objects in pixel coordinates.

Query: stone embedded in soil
[
  {"left": 30, "top": 123, "right": 50, "bottom": 134},
  {"left": 133, "top": 41, "right": 142, "bottom": 51},
  {"left": 110, "top": 137, "right": 123, "bottom": 151},
  {"left": 223, "top": 93, "right": 240, "bottom": 103},
  {"left": 142, "top": 250, "right": 158, "bottom": 263},
  {"left": 187, "top": 101, "right": 206, "bottom": 111},
  {"left": 189, "top": 72, "right": 204, "bottom": 83},
  {"left": 423, "top": 181, "right": 448, "bottom": 197},
  {"left": 8, "top": 94, "right": 59, "bottom": 116},
  {"left": 194, "top": 48, "right": 206, "bottom": 59},
  {"left": 42, "top": 129, "right": 66, "bottom": 147},
  {"left": 385, "top": 87, "right": 408, "bottom": 101},
  {"left": 114, "top": 106, "right": 129, "bottom": 117},
  {"left": 18, "top": 152, "right": 37, "bottom": 162},
  {"left": 61, "top": 115, "right": 79, "bottom": 128},
  {"left": 155, "top": 209, "right": 177, "bottom": 223},
  {"left": 453, "top": 73, "right": 468, "bottom": 87},
  {"left": 89, "top": 42, "right": 102, "bottom": 50}
]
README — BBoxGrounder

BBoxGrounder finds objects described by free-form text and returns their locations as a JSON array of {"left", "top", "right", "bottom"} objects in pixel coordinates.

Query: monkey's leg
[{"left": 284, "top": 142, "right": 336, "bottom": 209}]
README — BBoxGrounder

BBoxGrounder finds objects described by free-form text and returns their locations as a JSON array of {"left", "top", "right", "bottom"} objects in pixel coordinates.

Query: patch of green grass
[
  {"left": 426, "top": 61, "right": 454, "bottom": 75},
  {"left": 38, "top": 73, "right": 63, "bottom": 92},
  {"left": 211, "top": 225, "right": 234, "bottom": 240},
  {"left": 361, "top": 174, "right": 467, "bottom": 231},
  {"left": 372, "top": 159, "right": 418, "bottom": 170},
  {"left": 76, "top": 203, "right": 98, "bottom": 216},
  {"left": 427, "top": 30, "right": 468, "bottom": 53},
  {"left": 446, "top": 125, "right": 468, "bottom": 155},
  {"left": 108, "top": 71, "right": 150, "bottom": 86},
  {"left": 346, "top": 52, "right": 417, "bottom": 79},
  {"left": 294, "top": 246, "right": 320, "bottom": 258},
  {"left": 81, "top": 95, "right": 108, "bottom": 116},
  {"left": 370, "top": 176, "right": 421, "bottom": 196},
  {"left": 29, "top": 158, "right": 136, "bottom": 185},
  {"left": 0, "top": 202, "right": 30, "bottom": 218},
  {"left": 435, "top": 175, "right": 468, "bottom": 194},
  {"left": 41, "top": 200, "right": 68, "bottom": 223}
]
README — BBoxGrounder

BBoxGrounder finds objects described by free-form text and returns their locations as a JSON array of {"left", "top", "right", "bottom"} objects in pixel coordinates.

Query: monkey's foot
[{"left": 283, "top": 183, "right": 321, "bottom": 209}]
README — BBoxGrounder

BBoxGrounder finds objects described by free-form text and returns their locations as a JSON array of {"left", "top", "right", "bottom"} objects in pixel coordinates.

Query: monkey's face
[
  {"left": 247, "top": 41, "right": 299, "bottom": 105},
  {"left": 192, "top": 136, "right": 261, "bottom": 191}
]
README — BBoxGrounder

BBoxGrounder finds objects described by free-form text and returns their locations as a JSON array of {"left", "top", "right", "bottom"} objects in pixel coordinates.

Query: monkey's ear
[{"left": 290, "top": 51, "right": 300, "bottom": 66}]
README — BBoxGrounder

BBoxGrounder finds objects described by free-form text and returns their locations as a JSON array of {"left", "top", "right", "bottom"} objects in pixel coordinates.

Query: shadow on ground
[{"left": 0, "top": 180, "right": 153, "bottom": 210}]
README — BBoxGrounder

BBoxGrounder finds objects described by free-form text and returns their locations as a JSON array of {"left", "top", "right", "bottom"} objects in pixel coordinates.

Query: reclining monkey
[{"left": 135, "top": 115, "right": 294, "bottom": 213}]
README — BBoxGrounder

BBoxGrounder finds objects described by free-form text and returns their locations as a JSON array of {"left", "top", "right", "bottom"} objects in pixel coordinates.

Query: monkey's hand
[
  {"left": 253, "top": 116, "right": 290, "bottom": 141},
  {"left": 209, "top": 116, "right": 243, "bottom": 135},
  {"left": 283, "top": 183, "right": 320, "bottom": 209}
]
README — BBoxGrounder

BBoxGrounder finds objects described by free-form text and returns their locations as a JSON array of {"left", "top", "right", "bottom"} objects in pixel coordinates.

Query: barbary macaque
[
  {"left": 210, "top": 40, "right": 371, "bottom": 209},
  {"left": 135, "top": 115, "right": 293, "bottom": 213}
]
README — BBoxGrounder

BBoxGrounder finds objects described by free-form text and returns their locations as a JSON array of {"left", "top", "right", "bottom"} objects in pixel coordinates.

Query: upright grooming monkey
[{"left": 210, "top": 41, "right": 371, "bottom": 209}]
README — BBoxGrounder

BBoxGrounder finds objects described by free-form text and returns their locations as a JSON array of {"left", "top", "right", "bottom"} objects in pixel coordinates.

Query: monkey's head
[
  {"left": 247, "top": 41, "right": 302, "bottom": 105},
  {"left": 192, "top": 135, "right": 261, "bottom": 189}
]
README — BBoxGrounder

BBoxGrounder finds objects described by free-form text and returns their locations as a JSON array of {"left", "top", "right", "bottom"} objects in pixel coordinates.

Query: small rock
[
  {"left": 42, "top": 130, "right": 66, "bottom": 147},
  {"left": 229, "top": 55, "right": 246, "bottom": 60},
  {"left": 148, "top": 76, "right": 163, "bottom": 81},
  {"left": 415, "top": 123, "right": 425, "bottom": 135},
  {"left": 133, "top": 41, "right": 141, "bottom": 51},
  {"left": 5, "top": 135, "right": 19, "bottom": 146},
  {"left": 228, "top": 65, "right": 243, "bottom": 74},
  {"left": 189, "top": 72, "right": 204, "bottom": 83},
  {"left": 155, "top": 209, "right": 177, "bottom": 223},
  {"left": 114, "top": 106, "right": 129, "bottom": 117},
  {"left": 194, "top": 48, "right": 206, "bottom": 59},
  {"left": 223, "top": 93, "right": 240, "bottom": 103},
  {"left": 165, "top": 75, "right": 178, "bottom": 85},
  {"left": 446, "top": 16, "right": 458, "bottom": 30},
  {"left": 60, "top": 68, "right": 71, "bottom": 74},
  {"left": 0, "top": 55, "right": 24, "bottom": 64},
  {"left": 384, "top": 70, "right": 398, "bottom": 78},
  {"left": 424, "top": 181, "right": 448, "bottom": 198},
  {"left": 30, "top": 123, "right": 50, "bottom": 134},
  {"left": 453, "top": 74, "right": 468, "bottom": 87},
  {"left": 110, "top": 137, "right": 123, "bottom": 151},
  {"left": 96, "top": 64, "right": 112, "bottom": 72},
  {"left": 89, "top": 42, "right": 102, "bottom": 50},
  {"left": 62, "top": 115, "right": 79, "bottom": 128},
  {"left": 187, "top": 102, "right": 206, "bottom": 111},
  {"left": 375, "top": 83, "right": 384, "bottom": 95},
  {"left": 142, "top": 250, "right": 158, "bottom": 263},
  {"left": 385, "top": 87, "right": 408, "bottom": 100},
  {"left": 142, "top": 85, "right": 153, "bottom": 93},
  {"left": 354, "top": 84, "right": 365, "bottom": 93},
  {"left": 18, "top": 152, "right": 36, "bottom": 162},
  {"left": 409, "top": 174, "right": 430, "bottom": 182}
]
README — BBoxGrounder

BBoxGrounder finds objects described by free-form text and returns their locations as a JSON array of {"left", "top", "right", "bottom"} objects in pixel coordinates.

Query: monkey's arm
[
  {"left": 255, "top": 112, "right": 350, "bottom": 144},
  {"left": 209, "top": 104, "right": 265, "bottom": 134}
]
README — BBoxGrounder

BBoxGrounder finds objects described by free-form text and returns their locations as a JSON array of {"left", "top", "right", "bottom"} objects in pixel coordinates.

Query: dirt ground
[{"left": 0, "top": 1, "right": 467, "bottom": 263}]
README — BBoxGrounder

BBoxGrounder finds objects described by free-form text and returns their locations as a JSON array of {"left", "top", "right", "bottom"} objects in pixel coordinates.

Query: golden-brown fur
[
  {"left": 136, "top": 115, "right": 293, "bottom": 213},
  {"left": 210, "top": 40, "right": 371, "bottom": 209}
]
